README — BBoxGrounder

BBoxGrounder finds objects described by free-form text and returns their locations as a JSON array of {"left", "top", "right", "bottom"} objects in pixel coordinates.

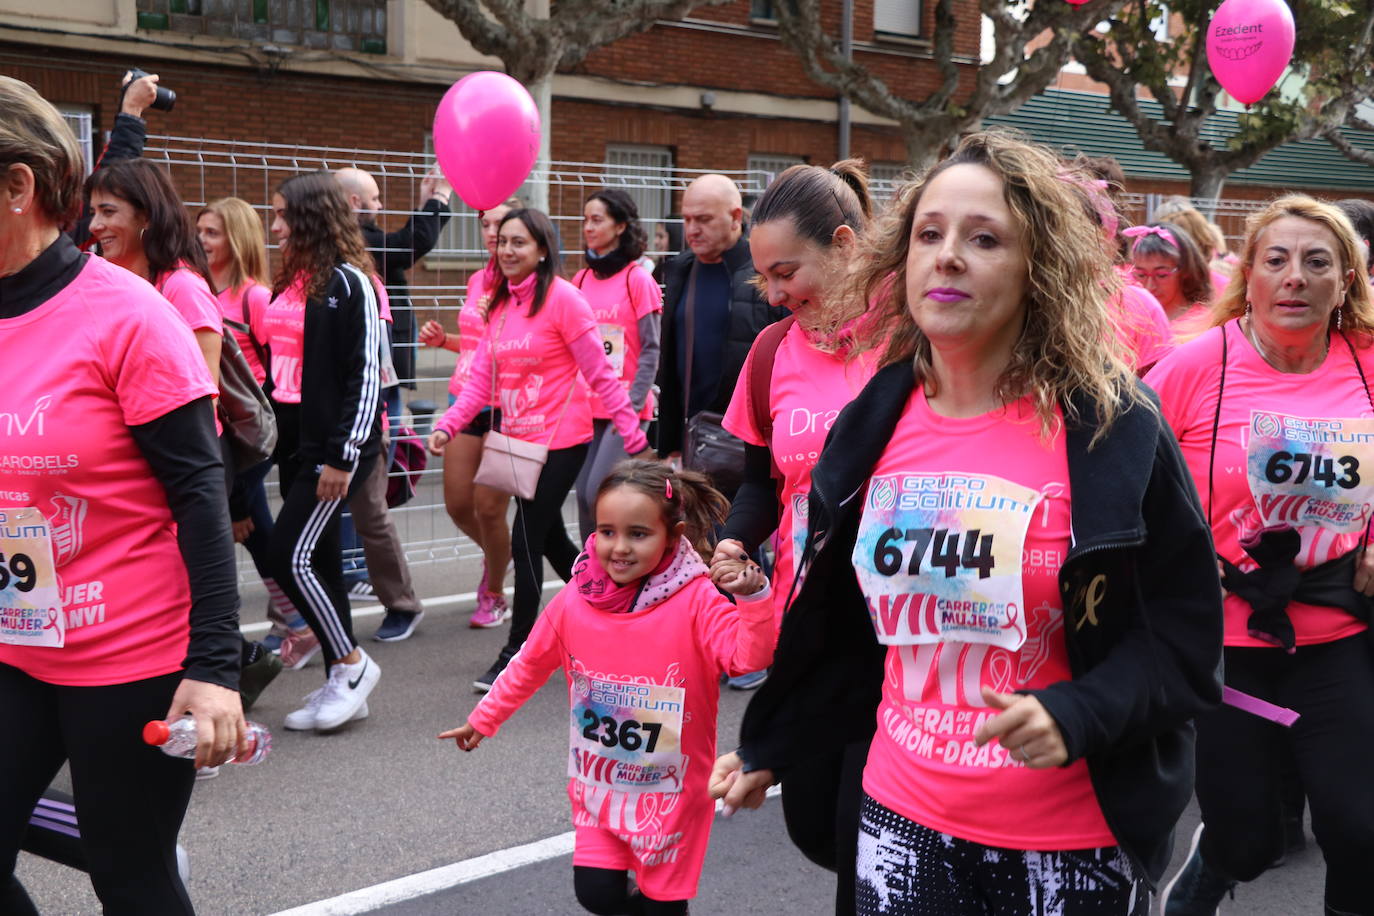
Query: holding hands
[
  {"left": 708, "top": 751, "right": 773, "bottom": 817},
  {"left": 709, "top": 538, "right": 768, "bottom": 596}
]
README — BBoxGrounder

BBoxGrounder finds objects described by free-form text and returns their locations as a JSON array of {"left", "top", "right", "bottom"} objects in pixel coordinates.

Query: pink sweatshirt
[
  {"left": 434, "top": 274, "right": 648, "bottom": 453},
  {"left": 467, "top": 539, "right": 774, "bottom": 899}
]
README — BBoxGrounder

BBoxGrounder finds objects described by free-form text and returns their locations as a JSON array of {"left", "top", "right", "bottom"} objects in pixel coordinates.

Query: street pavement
[{"left": 13, "top": 499, "right": 1328, "bottom": 914}]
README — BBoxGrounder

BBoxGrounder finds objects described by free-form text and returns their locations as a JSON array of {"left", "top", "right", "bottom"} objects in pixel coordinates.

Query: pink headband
[
  {"left": 1057, "top": 170, "right": 1119, "bottom": 241},
  {"left": 1122, "top": 224, "right": 1178, "bottom": 249}
]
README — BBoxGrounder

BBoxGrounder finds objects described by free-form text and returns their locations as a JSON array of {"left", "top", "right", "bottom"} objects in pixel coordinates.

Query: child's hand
[
  {"left": 709, "top": 751, "right": 773, "bottom": 817},
  {"left": 717, "top": 561, "right": 766, "bottom": 596},
  {"left": 438, "top": 723, "right": 485, "bottom": 751}
]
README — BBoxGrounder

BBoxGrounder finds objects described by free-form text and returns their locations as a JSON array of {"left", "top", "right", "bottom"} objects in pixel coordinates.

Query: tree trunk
[
  {"left": 1189, "top": 167, "right": 1228, "bottom": 204},
  {"left": 529, "top": 73, "right": 552, "bottom": 212}
]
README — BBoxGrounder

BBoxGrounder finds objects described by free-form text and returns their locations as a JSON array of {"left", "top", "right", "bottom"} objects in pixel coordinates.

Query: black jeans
[
  {"left": 1195, "top": 634, "right": 1374, "bottom": 914},
  {"left": 507, "top": 443, "right": 589, "bottom": 651},
  {"left": 0, "top": 665, "right": 196, "bottom": 915}
]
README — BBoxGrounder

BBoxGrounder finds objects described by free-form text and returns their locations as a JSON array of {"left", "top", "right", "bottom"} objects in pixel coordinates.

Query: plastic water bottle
[{"left": 142, "top": 717, "right": 272, "bottom": 765}]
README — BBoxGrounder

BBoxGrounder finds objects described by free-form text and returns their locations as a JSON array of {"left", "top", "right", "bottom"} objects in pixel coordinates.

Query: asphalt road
[{"left": 13, "top": 499, "right": 1328, "bottom": 915}]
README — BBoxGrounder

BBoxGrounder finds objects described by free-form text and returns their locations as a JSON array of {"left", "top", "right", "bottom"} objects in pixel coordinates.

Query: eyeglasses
[{"left": 1130, "top": 266, "right": 1180, "bottom": 283}]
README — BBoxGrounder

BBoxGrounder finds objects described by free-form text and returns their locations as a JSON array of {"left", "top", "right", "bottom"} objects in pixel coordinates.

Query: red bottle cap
[{"left": 142, "top": 720, "right": 171, "bottom": 746}]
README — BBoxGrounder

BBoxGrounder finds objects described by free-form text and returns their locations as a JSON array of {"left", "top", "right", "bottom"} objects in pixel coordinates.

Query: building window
[
  {"left": 605, "top": 145, "right": 675, "bottom": 224},
  {"left": 868, "top": 162, "right": 907, "bottom": 202},
  {"left": 137, "top": 0, "right": 388, "bottom": 54},
  {"left": 874, "top": 0, "right": 922, "bottom": 38},
  {"left": 750, "top": 0, "right": 776, "bottom": 20},
  {"left": 57, "top": 106, "right": 94, "bottom": 175}
]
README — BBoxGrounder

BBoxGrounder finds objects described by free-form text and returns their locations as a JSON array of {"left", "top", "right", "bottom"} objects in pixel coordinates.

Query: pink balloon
[
  {"left": 433, "top": 71, "right": 541, "bottom": 211},
  {"left": 1206, "top": 0, "right": 1295, "bottom": 106},
  {"left": 1064, "top": 0, "right": 1091, "bottom": 5}
]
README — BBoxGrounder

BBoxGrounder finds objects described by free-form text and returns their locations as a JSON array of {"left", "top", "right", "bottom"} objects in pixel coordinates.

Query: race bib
[
  {"left": 1246, "top": 410, "right": 1374, "bottom": 534},
  {"left": 598, "top": 324, "right": 626, "bottom": 375},
  {"left": 853, "top": 473, "right": 1040, "bottom": 651},
  {"left": 568, "top": 671, "right": 686, "bottom": 794},
  {"left": 0, "top": 508, "right": 64, "bottom": 648}
]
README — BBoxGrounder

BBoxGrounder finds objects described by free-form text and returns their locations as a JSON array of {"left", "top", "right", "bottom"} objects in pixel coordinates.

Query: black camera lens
[{"left": 122, "top": 67, "right": 175, "bottom": 113}]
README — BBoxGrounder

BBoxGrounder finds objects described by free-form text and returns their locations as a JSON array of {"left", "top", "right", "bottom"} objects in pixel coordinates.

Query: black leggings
[
  {"left": 1195, "top": 634, "right": 1374, "bottom": 914},
  {"left": 269, "top": 453, "right": 377, "bottom": 666},
  {"left": 573, "top": 866, "right": 688, "bottom": 915},
  {"left": 507, "top": 443, "right": 588, "bottom": 650},
  {"left": 781, "top": 739, "right": 869, "bottom": 916},
  {"left": 0, "top": 664, "right": 196, "bottom": 915}
]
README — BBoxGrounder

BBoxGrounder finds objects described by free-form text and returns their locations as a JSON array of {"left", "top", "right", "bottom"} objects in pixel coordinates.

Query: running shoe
[
  {"left": 374, "top": 609, "right": 424, "bottom": 642},
  {"left": 1161, "top": 824, "right": 1237, "bottom": 915},
  {"left": 313, "top": 650, "right": 380, "bottom": 731},
  {"left": 284, "top": 685, "right": 371, "bottom": 731},
  {"left": 195, "top": 766, "right": 219, "bottom": 781},
  {"left": 473, "top": 645, "right": 518, "bottom": 693},
  {"left": 278, "top": 628, "right": 321, "bottom": 670},
  {"left": 347, "top": 579, "right": 377, "bottom": 599},
  {"left": 726, "top": 669, "right": 769, "bottom": 691},
  {"left": 239, "top": 644, "right": 283, "bottom": 713},
  {"left": 469, "top": 592, "right": 511, "bottom": 629}
]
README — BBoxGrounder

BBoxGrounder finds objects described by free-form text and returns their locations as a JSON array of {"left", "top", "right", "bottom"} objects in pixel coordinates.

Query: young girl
[{"left": 439, "top": 461, "right": 775, "bottom": 915}]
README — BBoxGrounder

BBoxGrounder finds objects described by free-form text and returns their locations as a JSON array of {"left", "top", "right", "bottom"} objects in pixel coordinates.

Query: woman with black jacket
[
  {"left": 266, "top": 172, "right": 384, "bottom": 734},
  {"left": 710, "top": 132, "right": 1224, "bottom": 915}
]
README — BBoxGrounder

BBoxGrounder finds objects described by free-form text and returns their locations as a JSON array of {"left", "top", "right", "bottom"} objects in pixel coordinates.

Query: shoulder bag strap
[
  {"left": 682, "top": 262, "right": 700, "bottom": 421},
  {"left": 1206, "top": 320, "right": 1230, "bottom": 529},
  {"left": 749, "top": 314, "right": 798, "bottom": 488},
  {"left": 487, "top": 303, "right": 510, "bottom": 433}
]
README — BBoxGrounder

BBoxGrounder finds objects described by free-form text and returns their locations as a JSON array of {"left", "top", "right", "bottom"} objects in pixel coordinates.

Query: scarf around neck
[
  {"left": 572, "top": 533, "right": 709, "bottom": 615},
  {"left": 585, "top": 246, "right": 633, "bottom": 280}
]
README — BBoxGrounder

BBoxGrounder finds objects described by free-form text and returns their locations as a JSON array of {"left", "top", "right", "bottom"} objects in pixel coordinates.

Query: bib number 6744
[{"left": 872, "top": 527, "right": 994, "bottom": 579}]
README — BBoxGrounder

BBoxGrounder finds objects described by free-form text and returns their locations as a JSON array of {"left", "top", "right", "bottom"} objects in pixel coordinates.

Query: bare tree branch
[{"left": 1323, "top": 122, "right": 1374, "bottom": 168}]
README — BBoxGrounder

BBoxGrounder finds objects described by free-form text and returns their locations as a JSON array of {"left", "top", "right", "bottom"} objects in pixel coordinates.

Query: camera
[{"left": 122, "top": 68, "right": 176, "bottom": 113}]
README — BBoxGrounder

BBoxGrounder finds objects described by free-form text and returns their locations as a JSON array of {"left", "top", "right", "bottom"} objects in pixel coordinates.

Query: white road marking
[{"left": 267, "top": 789, "right": 781, "bottom": 914}]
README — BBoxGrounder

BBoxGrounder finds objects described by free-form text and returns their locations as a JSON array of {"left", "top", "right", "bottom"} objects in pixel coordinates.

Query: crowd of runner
[{"left": 3, "top": 72, "right": 1374, "bottom": 915}]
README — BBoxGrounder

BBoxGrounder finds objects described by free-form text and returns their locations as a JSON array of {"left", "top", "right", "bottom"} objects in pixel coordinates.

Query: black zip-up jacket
[
  {"left": 738, "top": 360, "right": 1224, "bottom": 888},
  {"left": 656, "top": 233, "right": 788, "bottom": 456},
  {"left": 297, "top": 263, "right": 382, "bottom": 472},
  {"left": 361, "top": 197, "right": 451, "bottom": 389}
]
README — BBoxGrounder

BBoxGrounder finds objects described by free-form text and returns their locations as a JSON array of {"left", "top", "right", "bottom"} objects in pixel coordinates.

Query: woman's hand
[
  {"left": 710, "top": 538, "right": 747, "bottom": 571},
  {"left": 231, "top": 517, "right": 254, "bottom": 544},
  {"left": 316, "top": 465, "right": 351, "bottom": 501},
  {"left": 972, "top": 687, "right": 1068, "bottom": 768},
  {"left": 438, "top": 723, "right": 485, "bottom": 751},
  {"left": 163, "top": 679, "right": 247, "bottom": 769},
  {"left": 427, "top": 429, "right": 451, "bottom": 456},
  {"left": 708, "top": 752, "right": 773, "bottom": 816},
  {"left": 419, "top": 320, "right": 447, "bottom": 349},
  {"left": 1353, "top": 544, "right": 1374, "bottom": 596}
]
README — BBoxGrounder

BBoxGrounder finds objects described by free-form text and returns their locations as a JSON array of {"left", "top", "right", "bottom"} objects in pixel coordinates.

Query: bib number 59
[{"left": 0, "top": 552, "right": 37, "bottom": 592}]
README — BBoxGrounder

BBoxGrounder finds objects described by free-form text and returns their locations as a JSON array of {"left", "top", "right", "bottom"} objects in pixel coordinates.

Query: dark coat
[
  {"left": 738, "top": 360, "right": 1224, "bottom": 888},
  {"left": 361, "top": 198, "right": 452, "bottom": 389},
  {"left": 655, "top": 232, "right": 788, "bottom": 456}
]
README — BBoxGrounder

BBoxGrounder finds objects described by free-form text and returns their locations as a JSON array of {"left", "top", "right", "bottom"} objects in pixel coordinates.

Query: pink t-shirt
[
  {"left": 435, "top": 275, "right": 648, "bottom": 453},
  {"left": 216, "top": 281, "right": 272, "bottom": 385},
  {"left": 1145, "top": 323, "right": 1372, "bottom": 647},
  {"left": 572, "top": 265, "right": 663, "bottom": 421},
  {"left": 263, "top": 280, "right": 306, "bottom": 404},
  {"left": 450, "top": 264, "right": 496, "bottom": 399},
  {"left": 0, "top": 256, "right": 218, "bottom": 686},
  {"left": 855, "top": 390, "right": 1113, "bottom": 850},
  {"left": 1111, "top": 284, "right": 1172, "bottom": 373},
  {"left": 154, "top": 264, "right": 222, "bottom": 335},
  {"left": 468, "top": 565, "right": 774, "bottom": 900},
  {"left": 723, "top": 321, "right": 875, "bottom": 620}
]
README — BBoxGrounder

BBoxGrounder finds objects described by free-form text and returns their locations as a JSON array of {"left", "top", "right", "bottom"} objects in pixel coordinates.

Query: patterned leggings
[{"left": 855, "top": 795, "right": 1149, "bottom": 916}]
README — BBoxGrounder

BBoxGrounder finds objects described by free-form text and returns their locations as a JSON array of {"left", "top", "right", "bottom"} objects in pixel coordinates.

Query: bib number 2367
[{"left": 853, "top": 473, "right": 1039, "bottom": 651}]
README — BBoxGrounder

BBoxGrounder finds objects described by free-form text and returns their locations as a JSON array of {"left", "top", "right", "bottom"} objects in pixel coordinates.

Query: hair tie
[
  {"left": 665, "top": 478, "right": 673, "bottom": 500},
  {"left": 1122, "top": 225, "right": 1178, "bottom": 248},
  {"left": 1056, "top": 168, "right": 1119, "bottom": 241}
]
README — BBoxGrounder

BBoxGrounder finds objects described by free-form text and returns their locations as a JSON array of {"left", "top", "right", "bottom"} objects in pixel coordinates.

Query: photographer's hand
[{"left": 121, "top": 72, "right": 160, "bottom": 118}]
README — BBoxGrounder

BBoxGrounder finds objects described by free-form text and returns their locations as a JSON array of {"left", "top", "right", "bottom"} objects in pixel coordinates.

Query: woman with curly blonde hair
[
  {"left": 1147, "top": 196, "right": 1374, "bottom": 916},
  {"left": 713, "top": 131, "right": 1223, "bottom": 914}
]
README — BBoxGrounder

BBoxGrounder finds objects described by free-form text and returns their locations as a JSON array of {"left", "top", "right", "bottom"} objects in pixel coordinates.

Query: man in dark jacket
[{"left": 656, "top": 173, "right": 788, "bottom": 480}]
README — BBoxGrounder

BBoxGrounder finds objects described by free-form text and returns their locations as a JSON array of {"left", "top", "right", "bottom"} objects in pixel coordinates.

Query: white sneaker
[
  {"left": 285, "top": 685, "right": 369, "bottom": 731},
  {"left": 314, "top": 651, "right": 380, "bottom": 731}
]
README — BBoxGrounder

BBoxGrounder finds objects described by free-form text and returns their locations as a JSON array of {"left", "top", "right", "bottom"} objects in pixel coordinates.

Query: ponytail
[
  {"left": 595, "top": 459, "right": 728, "bottom": 559},
  {"left": 752, "top": 158, "right": 872, "bottom": 247}
]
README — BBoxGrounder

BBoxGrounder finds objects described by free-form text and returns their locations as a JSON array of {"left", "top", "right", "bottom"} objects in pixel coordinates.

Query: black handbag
[{"left": 680, "top": 262, "right": 747, "bottom": 494}]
